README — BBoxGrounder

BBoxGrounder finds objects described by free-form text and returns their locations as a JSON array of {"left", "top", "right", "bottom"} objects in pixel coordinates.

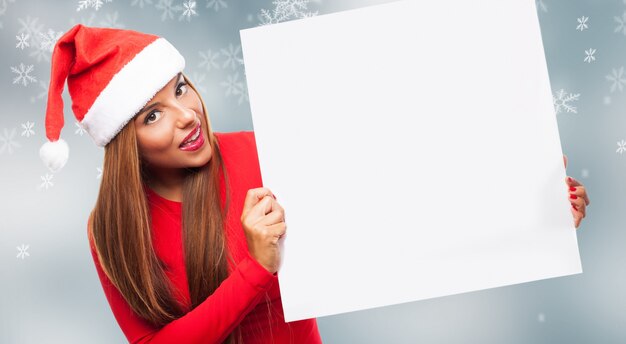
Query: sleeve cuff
[{"left": 237, "top": 252, "right": 275, "bottom": 291}]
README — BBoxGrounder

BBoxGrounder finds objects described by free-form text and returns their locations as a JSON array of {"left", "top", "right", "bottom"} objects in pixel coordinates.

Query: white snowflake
[
  {"left": 606, "top": 66, "right": 625, "bottom": 93},
  {"left": 75, "top": 121, "right": 87, "bottom": 136},
  {"left": 99, "top": 11, "right": 125, "bottom": 28},
  {"left": 97, "top": 167, "right": 102, "bottom": 179},
  {"left": 581, "top": 169, "right": 589, "bottom": 178},
  {"left": 131, "top": 0, "right": 153, "bottom": 8},
  {"left": 38, "top": 29, "right": 63, "bottom": 52},
  {"left": 220, "top": 43, "right": 242, "bottom": 70},
  {"left": 615, "top": 11, "right": 626, "bottom": 36},
  {"left": 16, "top": 244, "right": 30, "bottom": 259},
  {"left": 11, "top": 63, "right": 37, "bottom": 86},
  {"left": 29, "top": 43, "right": 51, "bottom": 63},
  {"left": 617, "top": 140, "right": 626, "bottom": 154},
  {"left": 537, "top": 313, "right": 546, "bottom": 323},
  {"left": 180, "top": 0, "right": 198, "bottom": 21},
  {"left": 17, "top": 16, "right": 44, "bottom": 38},
  {"left": 156, "top": 0, "right": 182, "bottom": 21},
  {"left": 190, "top": 72, "right": 208, "bottom": 94},
  {"left": 535, "top": 0, "right": 547, "bottom": 12},
  {"left": 584, "top": 48, "right": 596, "bottom": 63},
  {"left": 77, "top": 0, "right": 113, "bottom": 12},
  {"left": 206, "top": 0, "right": 227, "bottom": 12},
  {"left": 198, "top": 49, "right": 220, "bottom": 72},
  {"left": 21, "top": 121, "right": 35, "bottom": 137},
  {"left": 16, "top": 33, "right": 30, "bottom": 49},
  {"left": 259, "top": 0, "right": 318, "bottom": 26},
  {"left": 576, "top": 16, "right": 588, "bottom": 31},
  {"left": 39, "top": 173, "right": 54, "bottom": 189},
  {"left": 0, "top": 128, "right": 21, "bottom": 154},
  {"left": 30, "top": 79, "right": 49, "bottom": 103},
  {"left": 553, "top": 89, "right": 580, "bottom": 114},
  {"left": 221, "top": 72, "right": 244, "bottom": 98}
]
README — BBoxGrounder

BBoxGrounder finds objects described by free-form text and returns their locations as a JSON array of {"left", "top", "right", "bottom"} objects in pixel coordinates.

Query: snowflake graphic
[
  {"left": 11, "top": 63, "right": 37, "bottom": 86},
  {"left": 29, "top": 43, "right": 51, "bottom": 63},
  {"left": 17, "top": 16, "right": 44, "bottom": 38},
  {"left": 21, "top": 121, "right": 35, "bottom": 137},
  {"left": 581, "top": 169, "right": 589, "bottom": 178},
  {"left": 0, "top": 128, "right": 21, "bottom": 154},
  {"left": 16, "top": 244, "right": 30, "bottom": 259},
  {"left": 77, "top": 0, "right": 113, "bottom": 11},
  {"left": 190, "top": 71, "right": 208, "bottom": 94},
  {"left": 97, "top": 167, "right": 102, "bottom": 179},
  {"left": 156, "top": 0, "right": 182, "bottom": 21},
  {"left": 220, "top": 72, "right": 249, "bottom": 105},
  {"left": 553, "top": 89, "right": 580, "bottom": 114},
  {"left": 537, "top": 313, "right": 546, "bottom": 323},
  {"left": 40, "top": 173, "right": 54, "bottom": 189},
  {"left": 198, "top": 49, "right": 220, "bottom": 72},
  {"left": 99, "top": 11, "right": 125, "bottom": 28},
  {"left": 615, "top": 11, "right": 626, "bottom": 36},
  {"left": 180, "top": 0, "right": 198, "bottom": 21},
  {"left": 584, "top": 48, "right": 596, "bottom": 63},
  {"left": 576, "top": 16, "right": 588, "bottom": 31},
  {"left": 220, "top": 43, "right": 242, "bottom": 70},
  {"left": 206, "top": 0, "right": 227, "bottom": 12},
  {"left": 221, "top": 72, "right": 243, "bottom": 97},
  {"left": 75, "top": 121, "right": 87, "bottom": 136},
  {"left": 259, "top": 0, "right": 318, "bottom": 26},
  {"left": 30, "top": 79, "right": 49, "bottom": 103},
  {"left": 617, "top": 140, "right": 626, "bottom": 154},
  {"left": 16, "top": 33, "right": 30, "bottom": 49},
  {"left": 38, "top": 29, "right": 63, "bottom": 52},
  {"left": 606, "top": 66, "right": 625, "bottom": 93},
  {"left": 131, "top": 0, "right": 153, "bottom": 8}
]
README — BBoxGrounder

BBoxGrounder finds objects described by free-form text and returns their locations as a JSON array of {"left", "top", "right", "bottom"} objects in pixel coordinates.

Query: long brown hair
[{"left": 88, "top": 76, "right": 245, "bottom": 343}]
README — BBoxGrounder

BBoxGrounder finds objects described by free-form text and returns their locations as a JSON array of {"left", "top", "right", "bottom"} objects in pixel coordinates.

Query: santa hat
[{"left": 40, "top": 24, "right": 185, "bottom": 172}]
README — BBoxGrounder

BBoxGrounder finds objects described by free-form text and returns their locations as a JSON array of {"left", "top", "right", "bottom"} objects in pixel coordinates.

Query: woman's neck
[{"left": 145, "top": 168, "right": 186, "bottom": 202}]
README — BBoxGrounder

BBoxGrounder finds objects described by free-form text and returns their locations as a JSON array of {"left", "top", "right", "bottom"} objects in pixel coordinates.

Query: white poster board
[{"left": 240, "top": 0, "right": 582, "bottom": 322}]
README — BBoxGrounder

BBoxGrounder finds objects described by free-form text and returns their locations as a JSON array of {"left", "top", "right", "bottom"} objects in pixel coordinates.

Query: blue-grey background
[{"left": 1, "top": 0, "right": 624, "bottom": 343}]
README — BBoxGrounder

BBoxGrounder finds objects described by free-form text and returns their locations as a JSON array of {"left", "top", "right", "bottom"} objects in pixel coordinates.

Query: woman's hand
[
  {"left": 240, "top": 187, "right": 286, "bottom": 274},
  {"left": 563, "top": 155, "right": 590, "bottom": 229}
]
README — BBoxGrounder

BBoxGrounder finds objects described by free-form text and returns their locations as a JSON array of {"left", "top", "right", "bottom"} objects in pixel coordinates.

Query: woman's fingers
[
  {"left": 565, "top": 176, "right": 590, "bottom": 206},
  {"left": 571, "top": 207, "right": 583, "bottom": 228},
  {"left": 569, "top": 196, "right": 586, "bottom": 218}
]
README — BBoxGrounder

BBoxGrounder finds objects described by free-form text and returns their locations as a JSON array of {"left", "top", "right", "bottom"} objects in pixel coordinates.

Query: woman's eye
[
  {"left": 176, "top": 82, "right": 188, "bottom": 97},
  {"left": 145, "top": 111, "right": 162, "bottom": 124}
]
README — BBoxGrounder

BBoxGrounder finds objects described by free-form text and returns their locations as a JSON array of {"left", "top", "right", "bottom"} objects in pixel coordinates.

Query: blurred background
[{"left": 0, "top": 0, "right": 624, "bottom": 343}]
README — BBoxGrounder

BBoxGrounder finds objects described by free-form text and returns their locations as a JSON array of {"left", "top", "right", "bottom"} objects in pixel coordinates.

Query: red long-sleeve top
[{"left": 87, "top": 131, "right": 322, "bottom": 344}]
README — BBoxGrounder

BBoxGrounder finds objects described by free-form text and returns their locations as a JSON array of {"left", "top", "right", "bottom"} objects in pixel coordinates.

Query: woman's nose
[{"left": 176, "top": 107, "right": 196, "bottom": 128}]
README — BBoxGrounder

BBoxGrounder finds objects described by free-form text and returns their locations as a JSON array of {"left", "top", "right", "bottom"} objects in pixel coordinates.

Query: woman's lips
[
  {"left": 179, "top": 124, "right": 204, "bottom": 151},
  {"left": 179, "top": 123, "right": 201, "bottom": 147}
]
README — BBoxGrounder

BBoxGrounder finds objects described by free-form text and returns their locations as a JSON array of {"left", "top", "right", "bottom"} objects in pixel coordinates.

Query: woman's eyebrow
[{"left": 136, "top": 73, "right": 183, "bottom": 117}]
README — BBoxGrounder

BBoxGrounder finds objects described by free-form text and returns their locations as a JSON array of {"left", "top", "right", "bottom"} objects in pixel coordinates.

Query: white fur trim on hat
[
  {"left": 80, "top": 37, "right": 185, "bottom": 147},
  {"left": 40, "top": 138, "right": 69, "bottom": 173}
]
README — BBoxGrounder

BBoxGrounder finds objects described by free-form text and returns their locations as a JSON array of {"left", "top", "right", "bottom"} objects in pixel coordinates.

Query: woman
[
  {"left": 38, "top": 25, "right": 589, "bottom": 344},
  {"left": 40, "top": 24, "right": 321, "bottom": 343}
]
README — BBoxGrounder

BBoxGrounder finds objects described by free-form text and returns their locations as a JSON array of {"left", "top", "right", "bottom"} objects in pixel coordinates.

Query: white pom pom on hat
[{"left": 41, "top": 24, "right": 185, "bottom": 172}]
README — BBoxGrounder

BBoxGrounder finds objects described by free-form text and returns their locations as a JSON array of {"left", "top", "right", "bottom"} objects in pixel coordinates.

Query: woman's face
[{"left": 134, "top": 72, "right": 212, "bottom": 176}]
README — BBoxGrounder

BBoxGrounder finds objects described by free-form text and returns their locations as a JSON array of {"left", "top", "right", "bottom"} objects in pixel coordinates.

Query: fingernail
[
  {"left": 569, "top": 186, "right": 576, "bottom": 192},
  {"left": 572, "top": 204, "right": 578, "bottom": 210},
  {"left": 568, "top": 177, "right": 573, "bottom": 183},
  {"left": 273, "top": 194, "right": 277, "bottom": 200},
  {"left": 570, "top": 194, "right": 577, "bottom": 199}
]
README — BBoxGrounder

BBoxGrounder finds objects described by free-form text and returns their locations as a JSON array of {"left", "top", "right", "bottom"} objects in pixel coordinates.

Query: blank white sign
[{"left": 240, "top": 0, "right": 582, "bottom": 322}]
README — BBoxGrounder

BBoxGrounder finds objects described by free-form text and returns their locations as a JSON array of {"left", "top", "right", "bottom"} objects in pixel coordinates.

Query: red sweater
[{"left": 88, "top": 131, "right": 322, "bottom": 344}]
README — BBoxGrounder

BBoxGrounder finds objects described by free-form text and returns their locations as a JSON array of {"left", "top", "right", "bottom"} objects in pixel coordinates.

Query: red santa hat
[{"left": 40, "top": 24, "right": 185, "bottom": 172}]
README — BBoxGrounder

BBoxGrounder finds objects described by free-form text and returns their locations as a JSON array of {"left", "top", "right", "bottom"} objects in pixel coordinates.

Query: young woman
[{"left": 39, "top": 24, "right": 589, "bottom": 344}]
